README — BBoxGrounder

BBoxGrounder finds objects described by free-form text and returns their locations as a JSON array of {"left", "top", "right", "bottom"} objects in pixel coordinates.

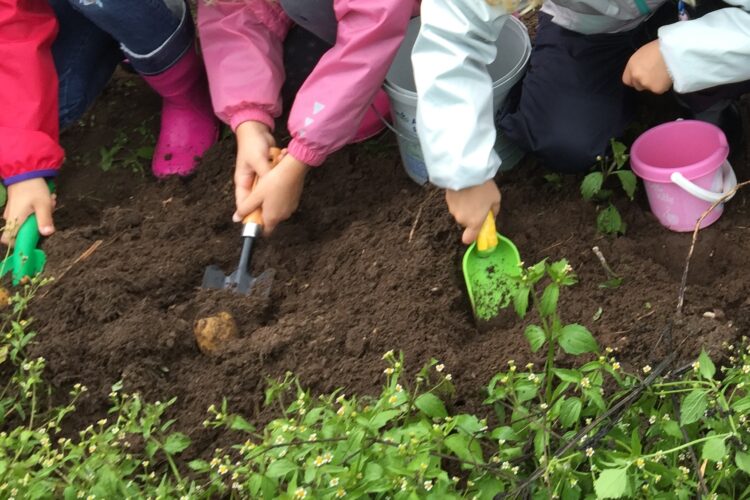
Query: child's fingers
[
  {"left": 232, "top": 187, "right": 264, "bottom": 224},
  {"left": 33, "top": 198, "right": 55, "bottom": 236},
  {"left": 462, "top": 225, "right": 481, "bottom": 246}
]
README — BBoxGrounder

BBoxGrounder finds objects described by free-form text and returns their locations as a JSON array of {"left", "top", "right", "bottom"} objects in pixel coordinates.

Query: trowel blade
[{"left": 201, "top": 265, "right": 275, "bottom": 298}]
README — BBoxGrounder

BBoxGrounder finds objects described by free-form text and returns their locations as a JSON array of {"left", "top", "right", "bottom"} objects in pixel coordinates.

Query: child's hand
[
  {"left": 622, "top": 40, "right": 672, "bottom": 94},
  {"left": 445, "top": 180, "right": 501, "bottom": 245},
  {"left": 2, "top": 178, "right": 56, "bottom": 246},
  {"left": 235, "top": 120, "right": 277, "bottom": 205},
  {"left": 233, "top": 153, "right": 310, "bottom": 235}
]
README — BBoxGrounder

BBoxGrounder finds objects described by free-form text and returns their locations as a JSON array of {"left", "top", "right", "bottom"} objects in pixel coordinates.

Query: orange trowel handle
[{"left": 242, "top": 147, "right": 283, "bottom": 226}]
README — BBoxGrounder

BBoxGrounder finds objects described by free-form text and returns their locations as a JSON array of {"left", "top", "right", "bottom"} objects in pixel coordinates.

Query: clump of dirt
[{"left": 19, "top": 69, "right": 750, "bottom": 463}]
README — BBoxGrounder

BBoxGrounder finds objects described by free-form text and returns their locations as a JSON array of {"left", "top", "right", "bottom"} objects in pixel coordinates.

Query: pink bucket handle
[{"left": 670, "top": 160, "right": 737, "bottom": 204}]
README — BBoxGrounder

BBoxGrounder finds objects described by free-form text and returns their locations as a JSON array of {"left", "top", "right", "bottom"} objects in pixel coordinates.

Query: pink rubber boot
[
  {"left": 141, "top": 47, "right": 218, "bottom": 177},
  {"left": 351, "top": 89, "right": 391, "bottom": 143}
]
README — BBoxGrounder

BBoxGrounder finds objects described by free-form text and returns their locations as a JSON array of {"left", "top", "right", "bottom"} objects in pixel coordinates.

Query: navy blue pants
[
  {"left": 498, "top": 7, "right": 750, "bottom": 173},
  {"left": 49, "top": 0, "right": 190, "bottom": 128}
]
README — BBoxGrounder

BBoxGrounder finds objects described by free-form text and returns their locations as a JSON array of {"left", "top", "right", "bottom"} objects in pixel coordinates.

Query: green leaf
[
  {"left": 598, "top": 277, "right": 623, "bottom": 289},
  {"left": 266, "top": 459, "right": 297, "bottom": 478},
  {"left": 188, "top": 459, "right": 210, "bottom": 472},
  {"left": 513, "top": 286, "right": 530, "bottom": 318},
  {"left": 680, "top": 390, "right": 708, "bottom": 426},
  {"left": 364, "top": 463, "right": 384, "bottom": 482},
  {"left": 444, "top": 433, "right": 483, "bottom": 464},
  {"left": 611, "top": 140, "right": 629, "bottom": 169},
  {"left": 0, "top": 185, "right": 6, "bottom": 208},
  {"left": 702, "top": 435, "right": 726, "bottom": 462},
  {"left": 662, "top": 420, "right": 683, "bottom": 440},
  {"left": 698, "top": 349, "right": 716, "bottom": 380},
  {"left": 163, "top": 432, "right": 191, "bottom": 455},
  {"left": 615, "top": 170, "right": 637, "bottom": 200},
  {"left": 475, "top": 476, "right": 504, "bottom": 499},
  {"left": 736, "top": 451, "right": 750, "bottom": 475},
  {"left": 540, "top": 284, "right": 560, "bottom": 317},
  {"left": 597, "top": 204, "right": 625, "bottom": 235},
  {"left": 733, "top": 396, "right": 750, "bottom": 413},
  {"left": 415, "top": 393, "right": 448, "bottom": 419},
  {"left": 559, "top": 397, "right": 582, "bottom": 428},
  {"left": 524, "top": 325, "right": 546, "bottom": 353},
  {"left": 136, "top": 146, "right": 155, "bottom": 159},
  {"left": 581, "top": 172, "right": 604, "bottom": 201},
  {"left": 594, "top": 467, "right": 629, "bottom": 499},
  {"left": 369, "top": 409, "right": 401, "bottom": 430},
  {"left": 230, "top": 415, "right": 255, "bottom": 432},
  {"left": 554, "top": 368, "right": 582, "bottom": 384},
  {"left": 559, "top": 324, "right": 598, "bottom": 355},
  {"left": 514, "top": 379, "right": 539, "bottom": 404},
  {"left": 0, "top": 345, "right": 7, "bottom": 365}
]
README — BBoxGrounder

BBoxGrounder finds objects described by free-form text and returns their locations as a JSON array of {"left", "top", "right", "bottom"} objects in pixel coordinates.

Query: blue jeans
[{"left": 49, "top": 0, "right": 193, "bottom": 128}]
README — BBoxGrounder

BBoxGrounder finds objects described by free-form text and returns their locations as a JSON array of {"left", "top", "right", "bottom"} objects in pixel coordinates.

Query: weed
[
  {"left": 581, "top": 140, "right": 636, "bottom": 235},
  {"left": 2, "top": 268, "right": 750, "bottom": 498},
  {"left": 98, "top": 119, "right": 156, "bottom": 175}
]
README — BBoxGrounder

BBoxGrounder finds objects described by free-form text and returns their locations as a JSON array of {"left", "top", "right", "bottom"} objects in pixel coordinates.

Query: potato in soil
[{"left": 193, "top": 311, "right": 238, "bottom": 355}]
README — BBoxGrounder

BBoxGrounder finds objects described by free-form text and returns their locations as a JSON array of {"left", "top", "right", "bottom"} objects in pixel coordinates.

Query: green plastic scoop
[
  {"left": 0, "top": 214, "right": 47, "bottom": 286},
  {"left": 462, "top": 211, "right": 521, "bottom": 322}
]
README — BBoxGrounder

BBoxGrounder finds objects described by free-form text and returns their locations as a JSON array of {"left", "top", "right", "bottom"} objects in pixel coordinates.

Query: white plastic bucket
[{"left": 384, "top": 16, "right": 532, "bottom": 185}]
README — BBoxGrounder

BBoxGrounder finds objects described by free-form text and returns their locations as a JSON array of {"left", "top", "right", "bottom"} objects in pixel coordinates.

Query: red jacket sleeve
[{"left": 0, "top": 0, "right": 63, "bottom": 185}]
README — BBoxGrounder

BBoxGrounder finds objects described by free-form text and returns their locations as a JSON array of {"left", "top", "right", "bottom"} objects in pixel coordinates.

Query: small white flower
[
  {"left": 294, "top": 487, "right": 307, "bottom": 499},
  {"left": 635, "top": 458, "right": 645, "bottom": 469},
  {"left": 585, "top": 448, "right": 594, "bottom": 458},
  {"left": 423, "top": 480, "right": 433, "bottom": 491},
  {"left": 580, "top": 377, "right": 591, "bottom": 389},
  {"left": 642, "top": 365, "right": 652, "bottom": 374},
  {"left": 692, "top": 361, "right": 701, "bottom": 372},
  {"left": 382, "top": 350, "right": 394, "bottom": 360},
  {"left": 445, "top": 374, "right": 453, "bottom": 381},
  {"left": 649, "top": 415, "right": 657, "bottom": 425},
  {"left": 436, "top": 364, "right": 445, "bottom": 372},
  {"left": 612, "top": 362, "right": 621, "bottom": 371},
  {"left": 743, "top": 365, "right": 750, "bottom": 374},
  {"left": 384, "top": 367, "right": 394, "bottom": 375},
  {"left": 395, "top": 384, "right": 403, "bottom": 392},
  {"left": 218, "top": 464, "right": 229, "bottom": 475},
  {"left": 329, "top": 478, "right": 340, "bottom": 487}
]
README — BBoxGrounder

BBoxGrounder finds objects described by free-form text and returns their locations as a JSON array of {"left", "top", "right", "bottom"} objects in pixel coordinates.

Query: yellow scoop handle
[{"left": 476, "top": 211, "right": 498, "bottom": 254}]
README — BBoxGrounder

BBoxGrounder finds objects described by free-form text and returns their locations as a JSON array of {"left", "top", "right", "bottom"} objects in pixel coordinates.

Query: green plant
[
  {"left": 581, "top": 140, "right": 636, "bottom": 235},
  {"left": 3, "top": 268, "right": 750, "bottom": 499},
  {"left": 98, "top": 120, "right": 155, "bottom": 175}
]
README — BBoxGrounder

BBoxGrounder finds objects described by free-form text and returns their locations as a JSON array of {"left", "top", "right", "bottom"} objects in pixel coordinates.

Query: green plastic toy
[
  {"left": 462, "top": 211, "right": 522, "bottom": 322},
  {"left": 0, "top": 181, "right": 53, "bottom": 285},
  {"left": 0, "top": 214, "right": 47, "bottom": 286}
]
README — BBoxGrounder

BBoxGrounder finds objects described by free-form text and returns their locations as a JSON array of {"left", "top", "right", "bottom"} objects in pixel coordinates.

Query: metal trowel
[{"left": 201, "top": 148, "right": 280, "bottom": 298}]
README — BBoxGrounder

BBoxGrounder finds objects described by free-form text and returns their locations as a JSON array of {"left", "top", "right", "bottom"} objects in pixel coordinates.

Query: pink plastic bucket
[{"left": 630, "top": 120, "right": 737, "bottom": 232}]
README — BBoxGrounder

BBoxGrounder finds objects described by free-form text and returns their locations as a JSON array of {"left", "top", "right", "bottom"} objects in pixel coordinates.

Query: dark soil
[{"left": 17, "top": 69, "right": 750, "bottom": 463}]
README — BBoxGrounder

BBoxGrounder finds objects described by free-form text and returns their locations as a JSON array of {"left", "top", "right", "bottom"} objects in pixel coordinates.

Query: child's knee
[{"left": 536, "top": 135, "right": 603, "bottom": 174}]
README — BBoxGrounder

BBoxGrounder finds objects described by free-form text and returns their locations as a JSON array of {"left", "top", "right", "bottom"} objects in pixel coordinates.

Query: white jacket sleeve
[
  {"left": 659, "top": 3, "right": 750, "bottom": 94},
  {"left": 412, "top": 0, "right": 509, "bottom": 190}
]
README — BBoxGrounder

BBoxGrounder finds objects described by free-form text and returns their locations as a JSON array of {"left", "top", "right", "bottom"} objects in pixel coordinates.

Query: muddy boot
[{"left": 141, "top": 47, "right": 219, "bottom": 177}]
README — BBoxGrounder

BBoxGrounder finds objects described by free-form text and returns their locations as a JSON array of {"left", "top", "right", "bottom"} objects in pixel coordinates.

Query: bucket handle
[
  {"left": 370, "top": 92, "right": 421, "bottom": 144},
  {"left": 670, "top": 160, "right": 737, "bottom": 204}
]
